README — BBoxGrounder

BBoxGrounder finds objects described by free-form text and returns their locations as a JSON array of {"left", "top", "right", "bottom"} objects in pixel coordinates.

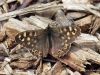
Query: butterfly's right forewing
[{"left": 15, "top": 29, "right": 49, "bottom": 57}]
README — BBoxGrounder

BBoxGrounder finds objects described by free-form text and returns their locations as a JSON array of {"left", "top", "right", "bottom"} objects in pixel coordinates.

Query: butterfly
[{"left": 14, "top": 10, "right": 81, "bottom": 58}]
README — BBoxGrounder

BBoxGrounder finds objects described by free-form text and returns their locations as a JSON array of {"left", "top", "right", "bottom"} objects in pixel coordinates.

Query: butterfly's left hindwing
[{"left": 15, "top": 30, "right": 49, "bottom": 57}]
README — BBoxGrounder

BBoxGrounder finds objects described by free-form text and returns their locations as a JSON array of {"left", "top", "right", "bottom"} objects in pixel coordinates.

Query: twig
[{"left": 0, "top": 1, "right": 63, "bottom": 21}]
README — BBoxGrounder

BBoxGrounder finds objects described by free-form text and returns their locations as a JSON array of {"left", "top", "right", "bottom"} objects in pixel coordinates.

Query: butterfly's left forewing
[
  {"left": 15, "top": 29, "right": 49, "bottom": 58},
  {"left": 50, "top": 25, "right": 80, "bottom": 57},
  {"left": 49, "top": 10, "right": 81, "bottom": 57}
]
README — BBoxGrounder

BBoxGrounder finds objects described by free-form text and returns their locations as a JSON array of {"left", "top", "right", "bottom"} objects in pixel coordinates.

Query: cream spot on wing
[
  {"left": 63, "top": 44, "right": 68, "bottom": 49},
  {"left": 68, "top": 37, "right": 70, "bottom": 40},
  {"left": 74, "top": 28, "right": 77, "bottom": 31},
  {"left": 34, "top": 50, "right": 38, "bottom": 53},
  {"left": 21, "top": 38, "right": 24, "bottom": 41},
  {"left": 67, "top": 32, "right": 70, "bottom": 36},
  {"left": 23, "top": 32, "right": 26, "bottom": 37},
  {"left": 18, "top": 34, "right": 21, "bottom": 38},
  {"left": 72, "top": 32, "right": 75, "bottom": 35},
  {"left": 69, "top": 26, "right": 72, "bottom": 31},
  {"left": 57, "top": 50, "right": 64, "bottom": 57},
  {"left": 32, "top": 49, "right": 34, "bottom": 52},
  {"left": 27, "top": 37, "right": 30, "bottom": 41},
  {"left": 65, "top": 40, "right": 68, "bottom": 43},
  {"left": 58, "top": 50, "right": 61, "bottom": 54}
]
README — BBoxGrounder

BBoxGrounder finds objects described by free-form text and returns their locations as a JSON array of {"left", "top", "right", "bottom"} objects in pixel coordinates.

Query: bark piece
[
  {"left": 0, "top": 1, "right": 63, "bottom": 21},
  {"left": 86, "top": 72, "right": 100, "bottom": 75},
  {"left": 74, "top": 33, "right": 100, "bottom": 51},
  {"left": 56, "top": 45, "right": 100, "bottom": 71},
  {"left": 52, "top": 33, "right": 100, "bottom": 71},
  {"left": 90, "top": 17, "right": 100, "bottom": 34},
  {"left": 41, "top": 62, "right": 51, "bottom": 75},
  {"left": 62, "top": 0, "right": 100, "bottom": 17},
  {"left": 18, "top": 0, "right": 32, "bottom": 9},
  {"left": 0, "top": 0, "right": 16, "bottom": 6},
  {"left": 0, "top": 30, "right": 6, "bottom": 42},
  {"left": 75, "top": 15, "right": 92, "bottom": 32},
  {"left": 48, "top": 61, "right": 64, "bottom": 75},
  {"left": 10, "top": 60, "right": 33, "bottom": 69},
  {"left": 67, "top": 12, "right": 87, "bottom": 20}
]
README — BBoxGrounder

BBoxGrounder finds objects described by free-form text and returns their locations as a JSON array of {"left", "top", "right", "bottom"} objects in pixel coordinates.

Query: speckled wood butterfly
[{"left": 14, "top": 10, "right": 81, "bottom": 58}]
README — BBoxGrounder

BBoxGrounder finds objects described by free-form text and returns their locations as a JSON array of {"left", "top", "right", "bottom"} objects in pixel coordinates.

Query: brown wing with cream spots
[
  {"left": 50, "top": 25, "right": 80, "bottom": 57},
  {"left": 49, "top": 10, "right": 81, "bottom": 57},
  {"left": 15, "top": 29, "right": 49, "bottom": 57}
]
